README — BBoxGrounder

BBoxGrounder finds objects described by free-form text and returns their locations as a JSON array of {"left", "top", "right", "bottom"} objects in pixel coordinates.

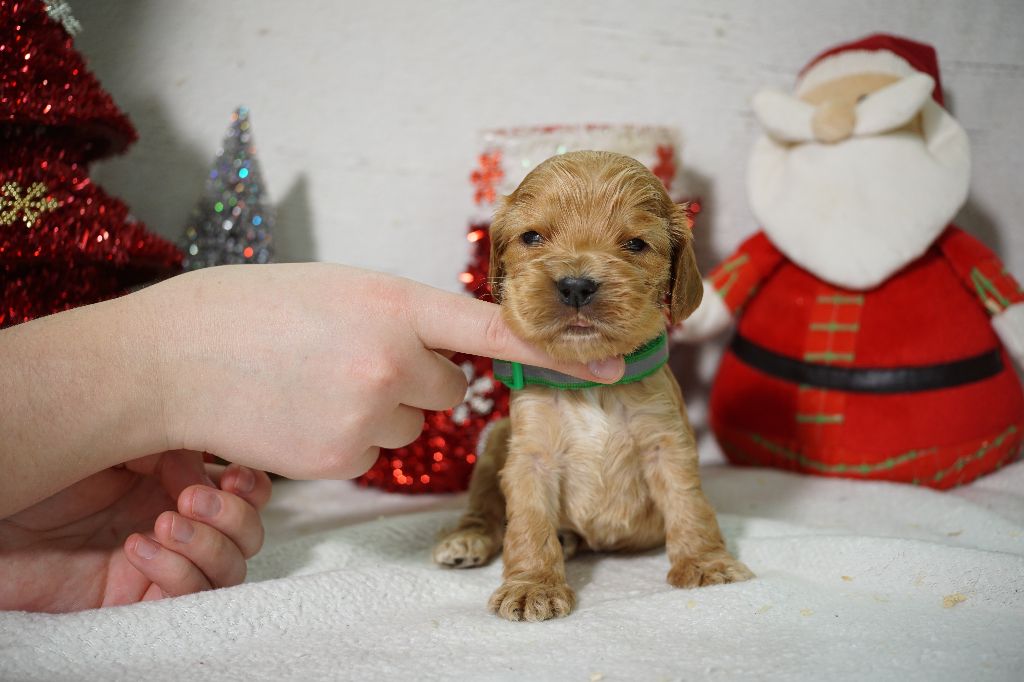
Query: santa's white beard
[{"left": 747, "top": 108, "right": 970, "bottom": 290}]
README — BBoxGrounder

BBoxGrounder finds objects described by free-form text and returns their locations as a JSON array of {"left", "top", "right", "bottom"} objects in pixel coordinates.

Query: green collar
[{"left": 493, "top": 332, "right": 669, "bottom": 391}]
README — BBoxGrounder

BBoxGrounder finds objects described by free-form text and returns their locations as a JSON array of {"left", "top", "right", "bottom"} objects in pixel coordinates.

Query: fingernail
[
  {"left": 134, "top": 536, "right": 159, "bottom": 560},
  {"left": 171, "top": 515, "right": 195, "bottom": 543},
  {"left": 233, "top": 466, "right": 256, "bottom": 494},
  {"left": 192, "top": 487, "right": 222, "bottom": 518},
  {"left": 587, "top": 357, "right": 625, "bottom": 381}
]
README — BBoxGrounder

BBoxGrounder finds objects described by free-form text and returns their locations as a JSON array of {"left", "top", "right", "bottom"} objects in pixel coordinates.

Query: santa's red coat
[{"left": 708, "top": 226, "right": 1023, "bottom": 489}]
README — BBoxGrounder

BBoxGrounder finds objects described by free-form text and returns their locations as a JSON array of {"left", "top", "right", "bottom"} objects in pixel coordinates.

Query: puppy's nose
[{"left": 556, "top": 277, "right": 600, "bottom": 308}]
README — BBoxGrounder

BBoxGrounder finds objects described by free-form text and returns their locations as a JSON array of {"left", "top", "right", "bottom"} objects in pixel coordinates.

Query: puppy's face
[{"left": 489, "top": 151, "right": 702, "bottom": 364}]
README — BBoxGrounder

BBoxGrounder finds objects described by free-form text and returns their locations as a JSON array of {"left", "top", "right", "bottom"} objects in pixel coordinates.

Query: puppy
[{"left": 434, "top": 150, "right": 753, "bottom": 621}]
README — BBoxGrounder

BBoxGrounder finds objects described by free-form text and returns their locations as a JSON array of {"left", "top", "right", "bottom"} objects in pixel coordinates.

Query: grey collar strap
[{"left": 493, "top": 333, "right": 669, "bottom": 391}]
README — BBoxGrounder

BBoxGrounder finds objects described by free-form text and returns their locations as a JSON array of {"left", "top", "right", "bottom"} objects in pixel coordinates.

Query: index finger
[{"left": 407, "top": 284, "right": 625, "bottom": 384}]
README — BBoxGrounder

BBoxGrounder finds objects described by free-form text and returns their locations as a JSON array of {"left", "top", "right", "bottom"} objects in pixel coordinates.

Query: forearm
[{"left": 0, "top": 293, "right": 165, "bottom": 517}]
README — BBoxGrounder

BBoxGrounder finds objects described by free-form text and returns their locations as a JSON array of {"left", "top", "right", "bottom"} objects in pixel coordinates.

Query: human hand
[
  {"left": 142, "top": 264, "right": 626, "bottom": 481},
  {"left": 0, "top": 450, "right": 270, "bottom": 612}
]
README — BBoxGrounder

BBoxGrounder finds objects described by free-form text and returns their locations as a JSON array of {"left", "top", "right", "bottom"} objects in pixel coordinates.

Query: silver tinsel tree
[{"left": 181, "top": 107, "right": 274, "bottom": 269}]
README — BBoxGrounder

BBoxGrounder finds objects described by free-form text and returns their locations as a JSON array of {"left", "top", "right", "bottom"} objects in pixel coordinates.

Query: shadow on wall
[
  {"left": 72, "top": 4, "right": 210, "bottom": 243},
  {"left": 957, "top": 198, "right": 1003, "bottom": 258},
  {"left": 944, "top": 90, "right": 1004, "bottom": 258},
  {"left": 275, "top": 174, "right": 319, "bottom": 262},
  {"left": 95, "top": 96, "right": 210, "bottom": 243},
  {"left": 676, "top": 162, "right": 720, "bottom": 277},
  {"left": 72, "top": 4, "right": 319, "bottom": 261}
]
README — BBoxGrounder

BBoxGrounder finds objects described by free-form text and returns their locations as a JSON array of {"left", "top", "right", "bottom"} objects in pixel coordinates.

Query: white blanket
[{"left": 2, "top": 462, "right": 1023, "bottom": 681}]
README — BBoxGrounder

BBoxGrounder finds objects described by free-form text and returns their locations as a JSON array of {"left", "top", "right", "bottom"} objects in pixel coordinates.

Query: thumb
[{"left": 408, "top": 284, "right": 625, "bottom": 383}]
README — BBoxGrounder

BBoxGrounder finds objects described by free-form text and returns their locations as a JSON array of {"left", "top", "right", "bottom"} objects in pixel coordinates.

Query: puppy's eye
[
  {"left": 521, "top": 230, "right": 544, "bottom": 246},
  {"left": 623, "top": 238, "right": 648, "bottom": 253}
]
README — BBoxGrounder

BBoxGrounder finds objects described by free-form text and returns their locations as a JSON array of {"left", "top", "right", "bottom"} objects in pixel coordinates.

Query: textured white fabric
[{"left": 2, "top": 463, "right": 1023, "bottom": 681}]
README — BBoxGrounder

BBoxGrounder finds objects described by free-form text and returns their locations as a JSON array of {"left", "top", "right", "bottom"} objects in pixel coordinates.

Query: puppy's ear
[
  {"left": 488, "top": 196, "right": 512, "bottom": 303},
  {"left": 667, "top": 203, "right": 703, "bottom": 324}
]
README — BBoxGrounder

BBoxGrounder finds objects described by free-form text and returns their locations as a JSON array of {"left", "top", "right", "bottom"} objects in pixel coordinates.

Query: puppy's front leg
[
  {"left": 489, "top": 435, "right": 574, "bottom": 622},
  {"left": 640, "top": 424, "right": 754, "bottom": 589},
  {"left": 434, "top": 419, "right": 509, "bottom": 568}
]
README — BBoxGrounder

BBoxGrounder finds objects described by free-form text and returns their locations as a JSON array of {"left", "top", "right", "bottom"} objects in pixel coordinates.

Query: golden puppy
[{"left": 434, "top": 150, "right": 753, "bottom": 621}]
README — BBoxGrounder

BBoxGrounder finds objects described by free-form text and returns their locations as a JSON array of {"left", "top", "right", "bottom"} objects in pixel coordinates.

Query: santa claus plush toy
[{"left": 677, "top": 34, "right": 1024, "bottom": 489}]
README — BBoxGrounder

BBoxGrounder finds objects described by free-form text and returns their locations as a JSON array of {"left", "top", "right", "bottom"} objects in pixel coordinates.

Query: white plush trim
[
  {"left": 797, "top": 49, "right": 916, "bottom": 96},
  {"left": 469, "top": 124, "right": 681, "bottom": 222},
  {"left": 921, "top": 99, "right": 971, "bottom": 167},
  {"left": 854, "top": 73, "right": 935, "bottom": 137},
  {"left": 670, "top": 279, "right": 733, "bottom": 343},
  {"left": 751, "top": 88, "right": 816, "bottom": 142},
  {"left": 747, "top": 99, "right": 971, "bottom": 290},
  {"left": 992, "top": 303, "right": 1024, "bottom": 369},
  {"left": 753, "top": 73, "right": 937, "bottom": 145}
]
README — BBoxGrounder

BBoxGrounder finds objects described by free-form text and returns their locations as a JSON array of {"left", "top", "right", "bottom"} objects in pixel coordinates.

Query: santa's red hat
[{"left": 796, "top": 33, "right": 944, "bottom": 106}]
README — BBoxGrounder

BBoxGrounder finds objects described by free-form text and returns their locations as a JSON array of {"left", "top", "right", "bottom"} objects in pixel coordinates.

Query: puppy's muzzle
[{"left": 556, "top": 276, "right": 600, "bottom": 308}]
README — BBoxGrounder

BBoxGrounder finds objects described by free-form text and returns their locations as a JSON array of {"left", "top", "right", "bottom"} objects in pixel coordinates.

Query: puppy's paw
[
  {"left": 433, "top": 528, "right": 499, "bottom": 568},
  {"left": 667, "top": 552, "right": 755, "bottom": 589},
  {"left": 488, "top": 580, "right": 576, "bottom": 622}
]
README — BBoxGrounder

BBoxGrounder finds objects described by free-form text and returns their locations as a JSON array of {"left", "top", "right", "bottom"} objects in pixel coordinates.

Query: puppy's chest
[
  {"left": 539, "top": 388, "right": 665, "bottom": 550},
  {"left": 552, "top": 388, "right": 636, "bottom": 460}
]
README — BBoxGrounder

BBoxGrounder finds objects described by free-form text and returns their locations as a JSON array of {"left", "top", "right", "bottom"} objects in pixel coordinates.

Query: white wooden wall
[{"left": 74, "top": 0, "right": 1024, "bottom": 457}]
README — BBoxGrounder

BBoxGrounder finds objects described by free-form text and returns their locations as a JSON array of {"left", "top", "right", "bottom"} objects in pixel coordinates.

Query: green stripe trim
[
  {"left": 928, "top": 425, "right": 1018, "bottom": 483},
  {"left": 718, "top": 253, "right": 750, "bottom": 274},
  {"left": 716, "top": 271, "right": 739, "bottom": 299},
  {"left": 809, "top": 322, "right": 860, "bottom": 332},
  {"left": 795, "top": 413, "right": 844, "bottom": 424},
  {"left": 803, "top": 351, "right": 855, "bottom": 363},
  {"left": 816, "top": 294, "right": 864, "bottom": 305},
  {"left": 970, "top": 268, "right": 1011, "bottom": 310},
  {"left": 739, "top": 424, "right": 1020, "bottom": 478},
  {"left": 748, "top": 433, "right": 935, "bottom": 474},
  {"left": 713, "top": 253, "right": 750, "bottom": 300}
]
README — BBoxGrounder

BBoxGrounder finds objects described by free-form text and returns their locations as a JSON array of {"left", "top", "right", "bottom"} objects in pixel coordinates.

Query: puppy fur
[{"left": 434, "top": 151, "right": 753, "bottom": 621}]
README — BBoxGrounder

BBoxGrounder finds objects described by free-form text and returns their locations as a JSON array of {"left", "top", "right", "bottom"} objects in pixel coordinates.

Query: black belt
[{"left": 730, "top": 333, "right": 1004, "bottom": 394}]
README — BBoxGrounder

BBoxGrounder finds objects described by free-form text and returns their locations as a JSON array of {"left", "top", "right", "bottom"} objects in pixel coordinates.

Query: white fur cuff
[
  {"left": 670, "top": 280, "right": 733, "bottom": 343},
  {"left": 993, "top": 303, "right": 1024, "bottom": 369}
]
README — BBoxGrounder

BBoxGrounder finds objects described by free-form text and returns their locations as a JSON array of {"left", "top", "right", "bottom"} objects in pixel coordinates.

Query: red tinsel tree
[{"left": 0, "top": 0, "right": 181, "bottom": 328}]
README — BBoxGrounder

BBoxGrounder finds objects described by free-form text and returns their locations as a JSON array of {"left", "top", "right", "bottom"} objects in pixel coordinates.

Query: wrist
[
  {"left": 107, "top": 289, "right": 176, "bottom": 457},
  {"left": 0, "top": 293, "right": 169, "bottom": 517},
  {"left": 132, "top": 269, "right": 217, "bottom": 455}
]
